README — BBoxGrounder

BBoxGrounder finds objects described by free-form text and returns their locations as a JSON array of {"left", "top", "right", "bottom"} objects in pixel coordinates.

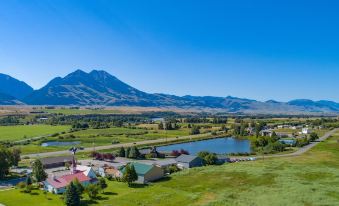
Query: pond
[
  {"left": 41, "top": 141, "right": 81, "bottom": 147},
  {"left": 157, "top": 137, "right": 251, "bottom": 155}
]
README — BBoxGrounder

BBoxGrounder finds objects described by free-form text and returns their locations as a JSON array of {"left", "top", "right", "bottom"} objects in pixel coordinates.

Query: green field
[
  {"left": 0, "top": 125, "right": 70, "bottom": 141},
  {"left": 1, "top": 130, "right": 339, "bottom": 205}
]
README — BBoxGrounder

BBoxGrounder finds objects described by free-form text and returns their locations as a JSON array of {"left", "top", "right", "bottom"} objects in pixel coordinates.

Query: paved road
[
  {"left": 260, "top": 128, "right": 338, "bottom": 159},
  {"left": 23, "top": 132, "right": 217, "bottom": 158}
]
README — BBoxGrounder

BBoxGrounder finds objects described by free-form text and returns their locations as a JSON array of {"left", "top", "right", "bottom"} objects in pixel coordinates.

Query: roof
[
  {"left": 154, "top": 159, "right": 177, "bottom": 167},
  {"left": 46, "top": 172, "right": 90, "bottom": 189},
  {"left": 175, "top": 154, "right": 200, "bottom": 163},
  {"left": 120, "top": 162, "right": 154, "bottom": 176},
  {"left": 139, "top": 149, "right": 151, "bottom": 155},
  {"left": 104, "top": 167, "right": 120, "bottom": 175},
  {"left": 40, "top": 156, "right": 73, "bottom": 165},
  {"left": 75, "top": 165, "right": 92, "bottom": 176}
]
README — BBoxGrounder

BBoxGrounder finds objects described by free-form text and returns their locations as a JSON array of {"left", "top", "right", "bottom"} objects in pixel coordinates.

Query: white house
[{"left": 302, "top": 128, "right": 311, "bottom": 134}]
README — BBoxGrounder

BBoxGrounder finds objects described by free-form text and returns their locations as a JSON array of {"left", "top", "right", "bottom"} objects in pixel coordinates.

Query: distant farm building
[
  {"left": 175, "top": 154, "right": 204, "bottom": 169},
  {"left": 40, "top": 156, "right": 73, "bottom": 169}
]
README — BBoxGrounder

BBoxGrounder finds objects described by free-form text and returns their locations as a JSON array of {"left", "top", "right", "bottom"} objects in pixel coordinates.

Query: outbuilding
[
  {"left": 175, "top": 154, "right": 204, "bottom": 169},
  {"left": 120, "top": 162, "right": 164, "bottom": 184},
  {"left": 40, "top": 156, "right": 73, "bottom": 169}
]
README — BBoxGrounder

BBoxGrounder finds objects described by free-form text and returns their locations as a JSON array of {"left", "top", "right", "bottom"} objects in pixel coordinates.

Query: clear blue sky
[{"left": 0, "top": 0, "right": 338, "bottom": 102}]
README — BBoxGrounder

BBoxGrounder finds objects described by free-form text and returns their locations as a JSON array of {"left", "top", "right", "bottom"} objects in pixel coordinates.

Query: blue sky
[{"left": 0, "top": 0, "right": 338, "bottom": 102}]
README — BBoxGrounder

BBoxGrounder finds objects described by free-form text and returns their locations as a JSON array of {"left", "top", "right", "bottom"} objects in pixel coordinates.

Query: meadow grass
[{"left": 0, "top": 125, "right": 70, "bottom": 141}]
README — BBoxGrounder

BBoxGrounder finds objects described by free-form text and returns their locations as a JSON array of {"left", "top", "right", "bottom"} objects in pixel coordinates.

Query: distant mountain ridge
[
  {"left": 0, "top": 73, "right": 33, "bottom": 100},
  {"left": 1, "top": 70, "right": 338, "bottom": 114}
]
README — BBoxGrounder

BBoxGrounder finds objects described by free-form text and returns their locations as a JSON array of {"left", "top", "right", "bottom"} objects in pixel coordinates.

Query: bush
[
  {"left": 168, "top": 165, "right": 180, "bottom": 174},
  {"left": 17, "top": 182, "right": 26, "bottom": 189},
  {"left": 23, "top": 184, "right": 33, "bottom": 193},
  {"left": 106, "top": 175, "right": 113, "bottom": 181},
  {"left": 86, "top": 184, "right": 100, "bottom": 200},
  {"left": 145, "top": 153, "right": 154, "bottom": 159}
]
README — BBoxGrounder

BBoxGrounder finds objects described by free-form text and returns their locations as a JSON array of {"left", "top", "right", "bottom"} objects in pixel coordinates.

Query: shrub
[
  {"left": 168, "top": 165, "right": 180, "bottom": 174},
  {"left": 85, "top": 184, "right": 100, "bottom": 200},
  {"left": 17, "top": 182, "right": 26, "bottom": 189}
]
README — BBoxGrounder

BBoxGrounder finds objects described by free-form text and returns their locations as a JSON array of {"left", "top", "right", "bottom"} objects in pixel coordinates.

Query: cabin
[
  {"left": 175, "top": 154, "right": 204, "bottom": 169},
  {"left": 120, "top": 162, "right": 164, "bottom": 184}
]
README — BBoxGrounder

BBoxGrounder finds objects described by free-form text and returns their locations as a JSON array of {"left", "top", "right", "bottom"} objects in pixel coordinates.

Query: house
[
  {"left": 139, "top": 146, "right": 165, "bottom": 158},
  {"left": 120, "top": 162, "right": 164, "bottom": 184},
  {"left": 260, "top": 129, "right": 273, "bottom": 137},
  {"left": 302, "top": 128, "right": 311, "bottom": 134},
  {"left": 44, "top": 172, "right": 92, "bottom": 194},
  {"left": 74, "top": 165, "right": 97, "bottom": 179},
  {"left": 40, "top": 156, "right": 73, "bottom": 169},
  {"left": 44, "top": 158, "right": 97, "bottom": 194},
  {"left": 175, "top": 154, "right": 204, "bottom": 169}
]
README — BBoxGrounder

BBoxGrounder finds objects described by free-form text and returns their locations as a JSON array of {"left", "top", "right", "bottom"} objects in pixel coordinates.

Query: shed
[
  {"left": 40, "top": 156, "right": 73, "bottom": 169},
  {"left": 175, "top": 154, "right": 204, "bottom": 169}
]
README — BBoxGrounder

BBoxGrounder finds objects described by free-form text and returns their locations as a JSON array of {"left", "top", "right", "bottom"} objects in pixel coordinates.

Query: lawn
[
  {"left": 0, "top": 125, "right": 70, "bottom": 141},
  {"left": 2, "top": 130, "right": 339, "bottom": 205}
]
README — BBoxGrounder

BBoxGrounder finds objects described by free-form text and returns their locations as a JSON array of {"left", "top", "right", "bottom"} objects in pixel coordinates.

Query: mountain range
[{"left": 0, "top": 69, "right": 338, "bottom": 114}]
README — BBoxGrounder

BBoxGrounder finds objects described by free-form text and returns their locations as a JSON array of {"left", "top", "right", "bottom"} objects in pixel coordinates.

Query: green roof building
[{"left": 120, "top": 162, "right": 164, "bottom": 184}]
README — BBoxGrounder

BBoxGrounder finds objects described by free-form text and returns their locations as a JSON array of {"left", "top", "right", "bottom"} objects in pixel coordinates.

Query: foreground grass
[
  {"left": 0, "top": 125, "right": 70, "bottom": 141},
  {"left": 2, "top": 131, "right": 339, "bottom": 206}
]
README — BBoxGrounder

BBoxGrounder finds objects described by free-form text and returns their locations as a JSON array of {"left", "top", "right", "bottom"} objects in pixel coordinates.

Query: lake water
[
  {"left": 157, "top": 137, "right": 251, "bottom": 155},
  {"left": 41, "top": 141, "right": 81, "bottom": 147}
]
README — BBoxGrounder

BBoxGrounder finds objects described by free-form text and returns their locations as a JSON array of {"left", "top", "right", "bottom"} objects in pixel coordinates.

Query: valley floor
[{"left": 1, "top": 130, "right": 339, "bottom": 206}]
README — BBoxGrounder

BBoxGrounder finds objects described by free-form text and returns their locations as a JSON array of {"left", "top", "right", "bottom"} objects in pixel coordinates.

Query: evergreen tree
[
  {"left": 64, "top": 182, "right": 80, "bottom": 206},
  {"left": 118, "top": 147, "right": 125, "bottom": 157},
  {"left": 98, "top": 177, "right": 108, "bottom": 193},
  {"left": 128, "top": 146, "right": 140, "bottom": 159},
  {"left": 271, "top": 131, "right": 278, "bottom": 141},
  {"left": 26, "top": 175, "right": 32, "bottom": 186},
  {"left": 32, "top": 159, "right": 47, "bottom": 182},
  {"left": 123, "top": 164, "right": 138, "bottom": 186},
  {"left": 158, "top": 122, "right": 164, "bottom": 130},
  {"left": 72, "top": 179, "right": 84, "bottom": 197},
  {"left": 125, "top": 147, "right": 131, "bottom": 158}
]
